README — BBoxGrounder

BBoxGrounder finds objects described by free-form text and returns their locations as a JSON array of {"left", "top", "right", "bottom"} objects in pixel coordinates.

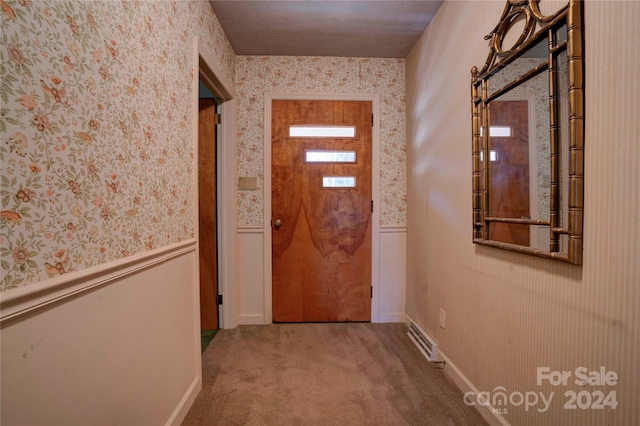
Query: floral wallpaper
[
  {"left": 235, "top": 56, "right": 407, "bottom": 228},
  {"left": 0, "top": 0, "right": 235, "bottom": 291}
]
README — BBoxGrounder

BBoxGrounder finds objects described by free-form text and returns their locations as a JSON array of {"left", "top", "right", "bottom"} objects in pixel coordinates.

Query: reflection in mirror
[
  {"left": 488, "top": 37, "right": 548, "bottom": 98},
  {"left": 488, "top": 99, "right": 535, "bottom": 247},
  {"left": 471, "top": 0, "right": 584, "bottom": 264},
  {"left": 556, "top": 24, "right": 568, "bottom": 44},
  {"left": 487, "top": 67, "right": 551, "bottom": 250}
]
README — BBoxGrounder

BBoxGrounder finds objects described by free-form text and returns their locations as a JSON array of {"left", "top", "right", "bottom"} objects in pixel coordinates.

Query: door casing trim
[
  {"left": 193, "top": 37, "right": 237, "bottom": 330},
  {"left": 263, "top": 93, "right": 381, "bottom": 323}
]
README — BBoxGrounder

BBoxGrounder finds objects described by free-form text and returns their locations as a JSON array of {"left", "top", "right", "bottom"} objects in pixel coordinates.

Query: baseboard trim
[
  {"left": 239, "top": 314, "right": 266, "bottom": 325},
  {"left": 0, "top": 239, "right": 197, "bottom": 324},
  {"left": 404, "top": 315, "right": 510, "bottom": 426},
  {"left": 166, "top": 375, "right": 202, "bottom": 426},
  {"left": 377, "top": 312, "right": 405, "bottom": 323},
  {"left": 439, "top": 349, "right": 510, "bottom": 426}
]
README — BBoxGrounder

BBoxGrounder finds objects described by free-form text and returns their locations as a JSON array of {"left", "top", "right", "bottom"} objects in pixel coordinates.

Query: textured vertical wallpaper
[
  {"left": 0, "top": 0, "right": 235, "bottom": 291},
  {"left": 235, "top": 56, "right": 407, "bottom": 228},
  {"left": 406, "top": 1, "right": 640, "bottom": 424}
]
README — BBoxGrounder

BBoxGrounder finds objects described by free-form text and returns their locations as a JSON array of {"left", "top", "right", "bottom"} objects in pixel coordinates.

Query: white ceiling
[{"left": 209, "top": 1, "right": 444, "bottom": 58}]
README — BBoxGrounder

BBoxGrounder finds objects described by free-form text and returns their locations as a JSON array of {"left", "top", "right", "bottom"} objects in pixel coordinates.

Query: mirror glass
[
  {"left": 487, "top": 66, "right": 551, "bottom": 249},
  {"left": 488, "top": 37, "right": 548, "bottom": 98},
  {"left": 471, "top": 1, "right": 584, "bottom": 264}
]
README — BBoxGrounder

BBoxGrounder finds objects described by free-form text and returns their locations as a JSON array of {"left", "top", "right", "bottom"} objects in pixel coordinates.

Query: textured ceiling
[{"left": 210, "top": 1, "right": 444, "bottom": 58}]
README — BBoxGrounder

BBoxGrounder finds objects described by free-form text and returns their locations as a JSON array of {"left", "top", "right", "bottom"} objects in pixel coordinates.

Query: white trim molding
[
  {"left": 194, "top": 36, "right": 238, "bottom": 329},
  {"left": 166, "top": 376, "right": 201, "bottom": 426},
  {"left": 237, "top": 226, "right": 264, "bottom": 235},
  {"left": 238, "top": 314, "right": 266, "bottom": 325},
  {"left": 0, "top": 239, "right": 197, "bottom": 324},
  {"left": 439, "top": 350, "right": 510, "bottom": 426},
  {"left": 263, "top": 92, "right": 381, "bottom": 324}
]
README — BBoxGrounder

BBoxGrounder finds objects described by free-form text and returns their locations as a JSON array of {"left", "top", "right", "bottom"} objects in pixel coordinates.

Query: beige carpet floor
[{"left": 182, "top": 323, "right": 488, "bottom": 426}]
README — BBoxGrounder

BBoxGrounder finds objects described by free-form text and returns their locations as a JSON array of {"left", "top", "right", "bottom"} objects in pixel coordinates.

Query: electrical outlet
[{"left": 439, "top": 308, "right": 446, "bottom": 329}]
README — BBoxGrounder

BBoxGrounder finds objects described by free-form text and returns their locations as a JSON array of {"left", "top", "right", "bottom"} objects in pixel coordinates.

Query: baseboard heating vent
[{"left": 408, "top": 322, "right": 439, "bottom": 362}]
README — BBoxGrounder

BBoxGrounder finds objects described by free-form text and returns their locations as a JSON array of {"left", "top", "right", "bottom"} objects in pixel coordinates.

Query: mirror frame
[{"left": 471, "top": 0, "right": 584, "bottom": 264}]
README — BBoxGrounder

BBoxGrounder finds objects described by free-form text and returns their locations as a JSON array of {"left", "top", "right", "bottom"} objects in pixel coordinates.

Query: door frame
[
  {"left": 192, "top": 37, "right": 237, "bottom": 330},
  {"left": 263, "top": 93, "right": 381, "bottom": 323}
]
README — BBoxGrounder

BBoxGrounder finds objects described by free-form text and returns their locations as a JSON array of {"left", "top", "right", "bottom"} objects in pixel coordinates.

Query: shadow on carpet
[{"left": 201, "top": 329, "right": 218, "bottom": 353}]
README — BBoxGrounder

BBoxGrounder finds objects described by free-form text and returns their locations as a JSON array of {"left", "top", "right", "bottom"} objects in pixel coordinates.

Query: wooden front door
[
  {"left": 271, "top": 100, "right": 372, "bottom": 322},
  {"left": 198, "top": 98, "right": 218, "bottom": 330},
  {"left": 488, "top": 100, "right": 530, "bottom": 246}
]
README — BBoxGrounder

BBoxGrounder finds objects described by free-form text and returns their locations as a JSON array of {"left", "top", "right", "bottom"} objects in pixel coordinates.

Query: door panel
[
  {"left": 198, "top": 98, "right": 218, "bottom": 330},
  {"left": 272, "top": 100, "right": 372, "bottom": 322}
]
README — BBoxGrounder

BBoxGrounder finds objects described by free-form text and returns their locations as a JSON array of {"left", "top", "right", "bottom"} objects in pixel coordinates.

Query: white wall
[
  {"left": 237, "top": 229, "right": 265, "bottom": 324},
  {"left": 378, "top": 228, "right": 407, "bottom": 323},
  {"left": 1, "top": 243, "right": 200, "bottom": 425},
  {"left": 406, "top": 1, "right": 639, "bottom": 425}
]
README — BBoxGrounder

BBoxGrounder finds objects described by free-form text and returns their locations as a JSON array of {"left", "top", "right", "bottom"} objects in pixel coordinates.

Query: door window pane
[
  {"left": 480, "top": 126, "right": 512, "bottom": 137},
  {"left": 480, "top": 150, "right": 499, "bottom": 162},
  {"left": 322, "top": 176, "right": 356, "bottom": 188},
  {"left": 289, "top": 125, "right": 356, "bottom": 138},
  {"left": 305, "top": 150, "right": 356, "bottom": 163}
]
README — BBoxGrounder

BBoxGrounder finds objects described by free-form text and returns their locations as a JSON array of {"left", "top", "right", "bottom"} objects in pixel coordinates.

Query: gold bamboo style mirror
[{"left": 471, "top": 0, "right": 584, "bottom": 264}]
